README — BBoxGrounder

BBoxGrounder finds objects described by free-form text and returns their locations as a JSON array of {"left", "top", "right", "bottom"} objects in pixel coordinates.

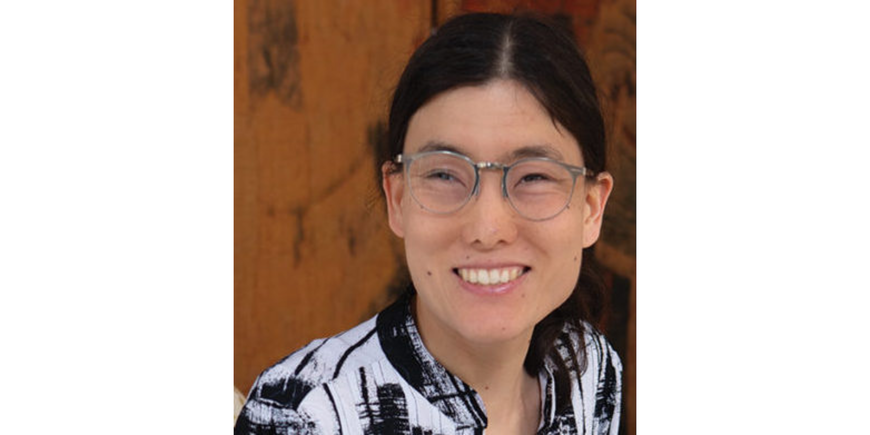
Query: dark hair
[{"left": 382, "top": 12, "right": 608, "bottom": 407}]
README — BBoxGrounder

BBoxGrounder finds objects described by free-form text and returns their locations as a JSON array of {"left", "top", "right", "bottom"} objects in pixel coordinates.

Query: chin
[{"left": 453, "top": 312, "right": 536, "bottom": 345}]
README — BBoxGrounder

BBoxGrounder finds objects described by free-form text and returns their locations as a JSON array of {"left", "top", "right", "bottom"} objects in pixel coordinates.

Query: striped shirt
[{"left": 235, "top": 294, "right": 622, "bottom": 434}]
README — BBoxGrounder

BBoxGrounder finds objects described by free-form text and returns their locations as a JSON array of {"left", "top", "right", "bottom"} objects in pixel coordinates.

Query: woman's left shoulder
[
  {"left": 560, "top": 321, "right": 623, "bottom": 377},
  {"left": 558, "top": 322, "right": 622, "bottom": 433}
]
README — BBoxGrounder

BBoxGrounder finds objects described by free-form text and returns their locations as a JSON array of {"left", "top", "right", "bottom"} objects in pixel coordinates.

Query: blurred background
[{"left": 235, "top": 0, "right": 635, "bottom": 432}]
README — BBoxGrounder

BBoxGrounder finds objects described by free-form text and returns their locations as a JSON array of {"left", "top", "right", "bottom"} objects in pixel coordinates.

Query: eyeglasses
[{"left": 395, "top": 150, "right": 593, "bottom": 221}]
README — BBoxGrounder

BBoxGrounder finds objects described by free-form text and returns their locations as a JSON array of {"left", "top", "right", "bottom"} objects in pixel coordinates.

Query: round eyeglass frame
[{"left": 395, "top": 150, "right": 594, "bottom": 221}]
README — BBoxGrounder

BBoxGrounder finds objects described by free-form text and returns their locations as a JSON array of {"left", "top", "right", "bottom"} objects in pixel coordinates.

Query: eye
[
  {"left": 421, "top": 169, "right": 470, "bottom": 188},
  {"left": 426, "top": 171, "right": 458, "bottom": 181},
  {"left": 429, "top": 172, "right": 455, "bottom": 181},
  {"left": 519, "top": 173, "right": 551, "bottom": 183}
]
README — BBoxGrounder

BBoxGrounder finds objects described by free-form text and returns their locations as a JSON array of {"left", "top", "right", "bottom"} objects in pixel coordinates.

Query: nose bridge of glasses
[
  {"left": 472, "top": 161, "right": 509, "bottom": 197},
  {"left": 474, "top": 161, "right": 504, "bottom": 170}
]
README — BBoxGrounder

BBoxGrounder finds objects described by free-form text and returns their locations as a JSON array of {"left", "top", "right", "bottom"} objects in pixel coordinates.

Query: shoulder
[
  {"left": 235, "top": 315, "right": 385, "bottom": 431},
  {"left": 558, "top": 321, "right": 623, "bottom": 433},
  {"left": 557, "top": 321, "right": 622, "bottom": 378},
  {"left": 254, "top": 315, "right": 383, "bottom": 399}
]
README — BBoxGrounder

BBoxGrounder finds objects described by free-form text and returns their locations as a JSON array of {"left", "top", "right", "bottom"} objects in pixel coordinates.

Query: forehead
[{"left": 404, "top": 79, "right": 583, "bottom": 164}]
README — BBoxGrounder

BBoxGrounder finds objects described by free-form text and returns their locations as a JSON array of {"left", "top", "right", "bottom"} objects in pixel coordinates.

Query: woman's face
[{"left": 383, "top": 79, "right": 612, "bottom": 347}]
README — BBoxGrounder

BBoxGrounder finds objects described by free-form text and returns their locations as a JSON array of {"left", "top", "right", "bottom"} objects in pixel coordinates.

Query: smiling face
[{"left": 383, "top": 79, "right": 612, "bottom": 349}]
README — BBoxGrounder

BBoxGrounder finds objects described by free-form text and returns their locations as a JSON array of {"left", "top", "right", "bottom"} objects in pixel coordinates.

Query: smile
[{"left": 453, "top": 266, "right": 529, "bottom": 285}]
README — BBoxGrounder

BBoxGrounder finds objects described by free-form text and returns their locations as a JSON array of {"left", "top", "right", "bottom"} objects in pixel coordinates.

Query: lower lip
[{"left": 455, "top": 271, "right": 528, "bottom": 296}]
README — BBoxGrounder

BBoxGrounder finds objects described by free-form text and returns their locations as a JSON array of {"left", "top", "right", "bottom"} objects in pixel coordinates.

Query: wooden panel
[
  {"left": 583, "top": 3, "right": 636, "bottom": 434},
  {"left": 235, "top": 0, "right": 430, "bottom": 394}
]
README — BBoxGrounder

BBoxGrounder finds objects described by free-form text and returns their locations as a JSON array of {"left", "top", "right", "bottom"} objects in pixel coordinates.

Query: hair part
[{"left": 495, "top": 22, "right": 514, "bottom": 76}]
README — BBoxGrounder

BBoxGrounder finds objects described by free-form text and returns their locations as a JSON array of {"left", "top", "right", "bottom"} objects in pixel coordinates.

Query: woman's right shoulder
[
  {"left": 242, "top": 315, "right": 383, "bottom": 409},
  {"left": 235, "top": 315, "right": 385, "bottom": 433}
]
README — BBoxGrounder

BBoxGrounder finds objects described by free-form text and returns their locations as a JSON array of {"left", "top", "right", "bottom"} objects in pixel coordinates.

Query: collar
[
  {"left": 376, "top": 292, "right": 566, "bottom": 432},
  {"left": 376, "top": 293, "right": 488, "bottom": 431},
  {"left": 539, "top": 362, "right": 558, "bottom": 430}
]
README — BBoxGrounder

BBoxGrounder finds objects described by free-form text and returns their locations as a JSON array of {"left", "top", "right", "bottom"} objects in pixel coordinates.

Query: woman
[{"left": 236, "top": 12, "right": 621, "bottom": 435}]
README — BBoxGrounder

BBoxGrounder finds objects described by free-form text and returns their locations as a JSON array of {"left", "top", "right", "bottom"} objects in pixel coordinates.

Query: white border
[{"left": 0, "top": 1, "right": 232, "bottom": 432}]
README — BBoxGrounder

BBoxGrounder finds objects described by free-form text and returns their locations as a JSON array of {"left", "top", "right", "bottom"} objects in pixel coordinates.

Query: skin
[{"left": 382, "top": 79, "right": 613, "bottom": 433}]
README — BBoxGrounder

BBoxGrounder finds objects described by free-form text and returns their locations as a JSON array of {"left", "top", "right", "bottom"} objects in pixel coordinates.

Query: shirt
[{"left": 235, "top": 294, "right": 622, "bottom": 434}]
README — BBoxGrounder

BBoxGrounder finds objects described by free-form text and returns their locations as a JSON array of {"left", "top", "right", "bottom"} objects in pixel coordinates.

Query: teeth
[{"left": 457, "top": 267, "right": 525, "bottom": 285}]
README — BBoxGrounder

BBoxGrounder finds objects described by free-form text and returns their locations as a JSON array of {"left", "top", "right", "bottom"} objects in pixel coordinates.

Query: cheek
[
  {"left": 401, "top": 212, "right": 458, "bottom": 277},
  {"left": 553, "top": 253, "right": 582, "bottom": 292},
  {"left": 535, "top": 220, "right": 585, "bottom": 292},
  {"left": 542, "top": 253, "right": 583, "bottom": 315}
]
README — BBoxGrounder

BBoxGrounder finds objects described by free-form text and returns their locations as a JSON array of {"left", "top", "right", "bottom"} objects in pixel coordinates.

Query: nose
[{"left": 460, "top": 171, "right": 519, "bottom": 250}]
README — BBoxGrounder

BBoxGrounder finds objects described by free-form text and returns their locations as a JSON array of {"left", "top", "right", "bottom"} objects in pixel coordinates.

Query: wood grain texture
[
  {"left": 583, "top": 2, "right": 636, "bottom": 433},
  {"left": 235, "top": 0, "right": 429, "bottom": 394}
]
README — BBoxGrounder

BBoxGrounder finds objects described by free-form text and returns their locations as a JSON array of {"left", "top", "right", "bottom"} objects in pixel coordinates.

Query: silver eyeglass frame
[{"left": 395, "top": 150, "right": 593, "bottom": 221}]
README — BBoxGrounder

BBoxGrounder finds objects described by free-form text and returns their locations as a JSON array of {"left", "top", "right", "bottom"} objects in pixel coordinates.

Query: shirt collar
[
  {"left": 376, "top": 292, "right": 488, "bottom": 431},
  {"left": 539, "top": 362, "right": 557, "bottom": 429},
  {"left": 376, "top": 292, "right": 564, "bottom": 432}
]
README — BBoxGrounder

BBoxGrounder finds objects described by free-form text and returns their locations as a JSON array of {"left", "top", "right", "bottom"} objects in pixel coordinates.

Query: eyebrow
[
  {"left": 417, "top": 141, "right": 463, "bottom": 154},
  {"left": 415, "top": 141, "right": 566, "bottom": 162},
  {"left": 508, "top": 145, "right": 565, "bottom": 161}
]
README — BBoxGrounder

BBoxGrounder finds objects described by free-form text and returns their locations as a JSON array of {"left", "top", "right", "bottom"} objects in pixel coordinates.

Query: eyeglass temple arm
[{"left": 570, "top": 166, "right": 595, "bottom": 178}]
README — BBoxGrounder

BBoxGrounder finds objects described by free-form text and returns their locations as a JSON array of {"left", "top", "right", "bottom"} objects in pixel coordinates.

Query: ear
[
  {"left": 381, "top": 161, "right": 406, "bottom": 238},
  {"left": 581, "top": 171, "right": 614, "bottom": 248}
]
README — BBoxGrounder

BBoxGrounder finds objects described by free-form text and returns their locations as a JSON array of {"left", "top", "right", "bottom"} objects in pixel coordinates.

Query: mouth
[{"left": 452, "top": 266, "right": 531, "bottom": 285}]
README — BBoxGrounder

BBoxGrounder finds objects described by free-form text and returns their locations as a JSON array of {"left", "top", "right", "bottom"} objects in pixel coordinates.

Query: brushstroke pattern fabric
[{"left": 235, "top": 295, "right": 621, "bottom": 434}]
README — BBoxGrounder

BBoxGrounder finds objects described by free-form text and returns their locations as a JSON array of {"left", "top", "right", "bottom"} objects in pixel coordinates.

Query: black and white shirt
[{"left": 235, "top": 294, "right": 622, "bottom": 434}]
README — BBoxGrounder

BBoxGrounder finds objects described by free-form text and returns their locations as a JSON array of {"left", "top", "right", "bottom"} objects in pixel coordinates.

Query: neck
[{"left": 413, "top": 298, "right": 541, "bottom": 434}]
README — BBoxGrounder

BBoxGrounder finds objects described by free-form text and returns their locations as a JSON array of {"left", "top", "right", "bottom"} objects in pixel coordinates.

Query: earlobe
[
  {"left": 581, "top": 172, "right": 614, "bottom": 248},
  {"left": 381, "top": 162, "right": 405, "bottom": 238}
]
